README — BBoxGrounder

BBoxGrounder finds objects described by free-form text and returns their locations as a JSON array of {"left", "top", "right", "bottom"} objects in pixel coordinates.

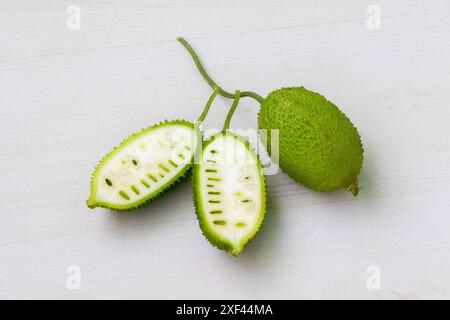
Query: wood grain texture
[{"left": 0, "top": 0, "right": 450, "bottom": 299}]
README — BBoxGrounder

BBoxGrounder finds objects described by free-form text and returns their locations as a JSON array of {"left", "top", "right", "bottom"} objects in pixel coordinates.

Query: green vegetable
[
  {"left": 193, "top": 92, "right": 266, "bottom": 256},
  {"left": 259, "top": 87, "right": 363, "bottom": 195},
  {"left": 87, "top": 90, "right": 218, "bottom": 210},
  {"left": 178, "top": 37, "right": 364, "bottom": 195}
]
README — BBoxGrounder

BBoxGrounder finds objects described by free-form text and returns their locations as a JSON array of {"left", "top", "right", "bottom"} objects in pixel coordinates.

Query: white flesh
[
  {"left": 199, "top": 134, "right": 264, "bottom": 248},
  {"left": 92, "top": 125, "right": 195, "bottom": 206}
]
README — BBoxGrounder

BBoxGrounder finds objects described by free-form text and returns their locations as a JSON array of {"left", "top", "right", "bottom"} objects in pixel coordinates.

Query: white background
[{"left": 1, "top": 0, "right": 450, "bottom": 299}]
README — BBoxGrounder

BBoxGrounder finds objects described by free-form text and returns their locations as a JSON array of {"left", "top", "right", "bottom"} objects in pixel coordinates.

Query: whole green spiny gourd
[{"left": 258, "top": 87, "right": 363, "bottom": 195}]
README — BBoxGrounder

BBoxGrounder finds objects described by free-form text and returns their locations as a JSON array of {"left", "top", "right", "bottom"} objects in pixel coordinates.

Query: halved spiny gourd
[
  {"left": 87, "top": 120, "right": 196, "bottom": 210},
  {"left": 87, "top": 90, "right": 219, "bottom": 211},
  {"left": 193, "top": 92, "right": 266, "bottom": 256}
]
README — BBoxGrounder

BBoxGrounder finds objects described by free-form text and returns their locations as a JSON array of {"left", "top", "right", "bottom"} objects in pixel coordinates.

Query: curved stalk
[
  {"left": 177, "top": 37, "right": 264, "bottom": 104},
  {"left": 223, "top": 91, "right": 241, "bottom": 131},
  {"left": 197, "top": 87, "right": 219, "bottom": 122}
]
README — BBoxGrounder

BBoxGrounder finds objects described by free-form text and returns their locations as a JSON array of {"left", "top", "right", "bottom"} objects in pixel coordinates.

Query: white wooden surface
[{"left": 1, "top": 0, "right": 450, "bottom": 299}]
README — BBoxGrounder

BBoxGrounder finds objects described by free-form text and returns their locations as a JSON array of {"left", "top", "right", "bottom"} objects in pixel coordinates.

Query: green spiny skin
[
  {"left": 177, "top": 37, "right": 364, "bottom": 196},
  {"left": 87, "top": 90, "right": 219, "bottom": 211},
  {"left": 87, "top": 120, "right": 198, "bottom": 211},
  {"left": 193, "top": 92, "right": 266, "bottom": 256},
  {"left": 258, "top": 87, "right": 363, "bottom": 195}
]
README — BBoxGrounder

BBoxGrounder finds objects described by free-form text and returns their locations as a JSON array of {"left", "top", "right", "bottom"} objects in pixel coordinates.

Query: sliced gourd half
[
  {"left": 193, "top": 132, "right": 266, "bottom": 256},
  {"left": 87, "top": 120, "right": 197, "bottom": 210}
]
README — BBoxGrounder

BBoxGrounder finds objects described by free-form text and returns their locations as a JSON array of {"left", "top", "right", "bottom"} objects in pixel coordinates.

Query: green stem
[
  {"left": 177, "top": 37, "right": 264, "bottom": 104},
  {"left": 197, "top": 87, "right": 219, "bottom": 122},
  {"left": 223, "top": 91, "right": 241, "bottom": 131}
]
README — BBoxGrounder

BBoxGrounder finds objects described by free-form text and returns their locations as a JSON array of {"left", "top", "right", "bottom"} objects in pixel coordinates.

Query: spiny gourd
[
  {"left": 193, "top": 91, "right": 266, "bottom": 256},
  {"left": 86, "top": 90, "right": 218, "bottom": 210},
  {"left": 258, "top": 87, "right": 363, "bottom": 195},
  {"left": 178, "top": 37, "right": 364, "bottom": 196}
]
